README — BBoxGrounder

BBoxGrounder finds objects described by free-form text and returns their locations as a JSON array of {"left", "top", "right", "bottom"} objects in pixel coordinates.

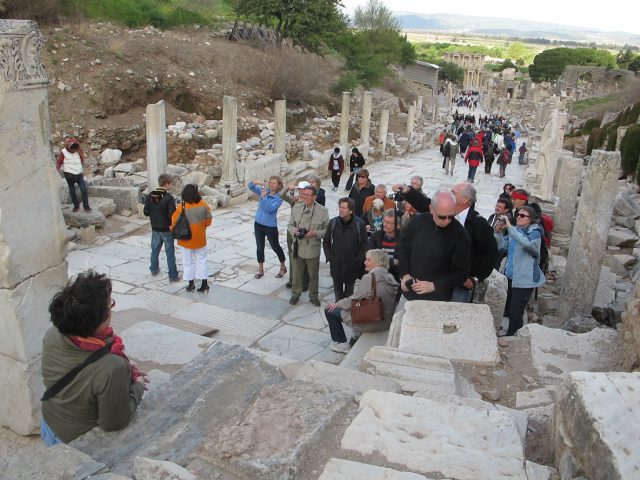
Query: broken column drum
[
  {"left": 558, "top": 150, "right": 621, "bottom": 320},
  {"left": 146, "top": 100, "right": 167, "bottom": 192}
]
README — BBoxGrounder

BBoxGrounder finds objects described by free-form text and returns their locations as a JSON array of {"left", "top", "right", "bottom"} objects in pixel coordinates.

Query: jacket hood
[{"left": 65, "top": 138, "right": 80, "bottom": 149}]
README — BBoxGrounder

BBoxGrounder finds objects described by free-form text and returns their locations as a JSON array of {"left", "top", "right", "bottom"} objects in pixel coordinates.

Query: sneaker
[
  {"left": 84, "top": 207, "right": 92, "bottom": 212},
  {"left": 289, "top": 295, "right": 299, "bottom": 305},
  {"left": 72, "top": 206, "right": 79, "bottom": 212},
  {"left": 332, "top": 186, "right": 338, "bottom": 192},
  {"left": 330, "top": 342, "right": 351, "bottom": 354},
  {"left": 169, "top": 276, "right": 181, "bottom": 283},
  {"left": 150, "top": 270, "right": 160, "bottom": 276}
]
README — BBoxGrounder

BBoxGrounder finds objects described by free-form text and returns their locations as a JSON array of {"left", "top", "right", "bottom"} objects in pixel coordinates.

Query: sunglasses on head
[
  {"left": 436, "top": 214, "right": 456, "bottom": 220},
  {"left": 516, "top": 213, "right": 530, "bottom": 218}
]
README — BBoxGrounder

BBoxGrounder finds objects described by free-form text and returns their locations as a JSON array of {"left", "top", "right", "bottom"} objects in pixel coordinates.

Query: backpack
[
  {"left": 173, "top": 202, "right": 192, "bottom": 240},
  {"left": 442, "top": 141, "right": 451, "bottom": 157}
]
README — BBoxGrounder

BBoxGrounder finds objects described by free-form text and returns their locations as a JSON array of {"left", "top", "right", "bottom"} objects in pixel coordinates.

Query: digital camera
[{"left": 295, "top": 228, "right": 308, "bottom": 239}]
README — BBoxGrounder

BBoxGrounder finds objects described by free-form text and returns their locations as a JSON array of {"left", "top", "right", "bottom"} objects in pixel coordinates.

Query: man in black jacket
[
  {"left": 323, "top": 197, "right": 368, "bottom": 300},
  {"left": 398, "top": 190, "right": 470, "bottom": 301},
  {"left": 450, "top": 183, "right": 499, "bottom": 302},
  {"left": 144, "top": 174, "right": 179, "bottom": 281}
]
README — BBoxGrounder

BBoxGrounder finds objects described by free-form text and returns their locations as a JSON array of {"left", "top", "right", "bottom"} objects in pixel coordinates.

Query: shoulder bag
[
  {"left": 173, "top": 201, "right": 192, "bottom": 240},
  {"left": 351, "top": 273, "right": 384, "bottom": 324}
]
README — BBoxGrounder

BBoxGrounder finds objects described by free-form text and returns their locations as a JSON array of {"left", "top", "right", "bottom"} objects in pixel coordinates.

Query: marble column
[
  {"left": 378, "top": 109, "right": 390, "bottom": 160},
  {"left": 339, "top": 91, "right": 350, "bottom": 156},
  {"left": 432, "top": 94, "right": 437, "bottom": 123},
  {"left": 221, "top": 95, "right": 238, "bottom": 184},
  {"left": 534, "top": 109, "right": 560, "bottom": 201},
  {"left": 146, "top": 100, "right": 167, "bottom": 191},
  {"left": 406, "top": 105, "right": 416, "bottom": 137},
  {"left": 0, "top": 20, "right": 69, "bottom": 435},
  {"left": 553, "top": 156, "right": 583, "bottom": 236},
  {"left": 416, "top": 96, "right": 423, "bottom": 118},
  {"left": 558, "top": 150, "right": 621, "bottom": 320},
  {"left": 360, "top": 91, "right": 372, "bottom": 150},
  {"left": 274, "top": 99, "right": 287, "bottom": 167}
]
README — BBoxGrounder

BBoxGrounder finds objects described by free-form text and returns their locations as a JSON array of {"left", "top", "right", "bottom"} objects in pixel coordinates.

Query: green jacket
[
  {"left": 41, "top": 327, "right": 144, "bottom": 443},
  {"left": 287, "top": 201, "right": 329, "bottom": 259}
]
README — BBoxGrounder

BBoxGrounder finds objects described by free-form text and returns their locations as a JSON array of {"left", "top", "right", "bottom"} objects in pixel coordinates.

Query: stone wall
[{"left": 621, "top": 283, "right": 640, "bottom": 371}]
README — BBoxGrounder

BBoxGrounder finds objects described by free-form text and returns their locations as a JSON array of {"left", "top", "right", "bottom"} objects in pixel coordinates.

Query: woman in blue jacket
[
  {"left": 497, "top": 206, "right": 546, "bottom": 336},
  {"left": 248, "top": 176, "right": 287, "bottom": 279}
]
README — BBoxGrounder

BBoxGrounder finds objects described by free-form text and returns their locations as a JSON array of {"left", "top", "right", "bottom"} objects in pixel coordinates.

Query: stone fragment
[
  {"left": 396, "top": 301, "right": 499, "bottom": 365},
  {"left": 613, "top": 190, "right": 640, "bottom": 218},
  {"left": 100, "top": 148, "right": 123, "bottom": 166},
  {"left": 341, "top": 390, "right": 527, "bottom": 479},
  {"left": 133, "top": 457, "right": 195, "bottom": 480},
  {"left": 482, "top": 269, "right": 508, "bottom": 329},
  {"left": 608, "top": 226, "right": 639, "bottom": 247},
  {"left": 79, "top": 225, "right": 97, "bottom": 244},
  {"left": 553, "top": 372, "right": 640, "bottom": 480},
  {"left": 181, "top": 171, "right": 212, "bottom": 188},
  {"left": 515, "top": 385, "right": 557, "bottom": 409},
  {"left": 62, "top": 206, "right": 106, "bottom": 227},
  {"left": 361, "top": 346, "right": 456, "bottom": 394},
  {"left": 87, "top": 185, "right": 142, "bottom": 212},
  {"left": 519, "top": 324, "right": 620, "bottom": 381},
  {"left": 525, "top": 461, "right": 555, "bottom": 480},
  {"left": 560, "top": 315, "right": 599, "bottom": 333},
  {"left": 114, "top": 163, "right": 139, "bottom": 175},
  {"left": 318, "top": 458, "right": 427, "bottom": 480},
  {"left": 280, "top": 359, "right": 401, "bottom": 396}
]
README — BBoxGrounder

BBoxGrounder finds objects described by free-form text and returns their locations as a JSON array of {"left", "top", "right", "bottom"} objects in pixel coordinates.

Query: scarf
[{"left": 69, "top": 326, "right": 140, "bottom": 382}]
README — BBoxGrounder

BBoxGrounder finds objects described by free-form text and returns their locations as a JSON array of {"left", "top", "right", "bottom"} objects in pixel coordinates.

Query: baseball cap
[{"left": 296, "top": 181, "right": 311, "bottom": 189}]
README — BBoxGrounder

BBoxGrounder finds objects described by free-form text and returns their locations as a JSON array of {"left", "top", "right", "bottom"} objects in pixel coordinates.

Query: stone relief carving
[{"left": 0, "top": 20, "right": 48, "bottom": 92}]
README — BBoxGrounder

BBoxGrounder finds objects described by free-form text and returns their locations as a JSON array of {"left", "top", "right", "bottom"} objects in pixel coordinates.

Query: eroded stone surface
[
  {"left": 519, "top": 324, "right": 620, "bottom": 381},
  {"left": 341, "top": 390, "right": 527, "bottom": 479},
  {"left": 133, "top": 457, "right": 195, "bottom": 480},
  {"left": 397, "top": 301, "right": 499, "bottom": 365},
  {"left": 318, "top": 458, "right": 428, "bottom": 480},
  {"left": 553, "top": 372, "right": 640, "bottom": 480}
]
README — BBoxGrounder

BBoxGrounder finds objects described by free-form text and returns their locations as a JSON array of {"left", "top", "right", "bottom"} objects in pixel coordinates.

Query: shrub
[
  {"left": 2, "top": 0, "right": 60, "bottom": 21},
  {"left": 605, "top": 124, "right": 618, "bottom": 151},
  {"left": 587, "top": 127, "right": 604, "bottom": 155},
  {"left": 619, "top": 102, "right": 640, "bottom": 125},
  {"left": 620, "top": 124, "right": 640, "bottom": 177},
  {"left": 332, "top": 72, "right": 359, "bottom": 94}
]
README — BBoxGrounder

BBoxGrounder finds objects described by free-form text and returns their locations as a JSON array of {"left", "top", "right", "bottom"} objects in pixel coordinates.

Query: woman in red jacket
[{"left": 464, "top": 138, "right": 484, "bottom": 183}]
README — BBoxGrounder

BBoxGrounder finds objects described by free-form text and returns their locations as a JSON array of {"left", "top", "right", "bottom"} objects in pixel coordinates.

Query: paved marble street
[{"left": 69, "top": 134, "right": 528, "bottom": 367}]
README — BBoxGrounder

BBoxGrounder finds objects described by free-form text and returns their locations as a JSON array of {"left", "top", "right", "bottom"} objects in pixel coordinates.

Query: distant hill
[{"left": 396, "top": 12, "right": 640, "bottom": 46}]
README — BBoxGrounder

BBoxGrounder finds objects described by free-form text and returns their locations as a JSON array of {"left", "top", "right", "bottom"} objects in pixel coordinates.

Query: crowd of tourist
[{"left": 42, "top": 103, "right": 549, "bottom": 446}]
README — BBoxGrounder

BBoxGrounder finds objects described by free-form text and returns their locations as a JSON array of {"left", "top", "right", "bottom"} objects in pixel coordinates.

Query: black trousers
[
  {"left": 504, "top": 279, "right": 533, "bottom": 336},
  {"left": 331, "top": 170, "right": 341, "bottom": 188},
  {"left": 345, "top": 173, "right": 355, "bottom": 191},
  {"left": 332, "top": 277, "right": 355, "bottom": 301},
  {"left": 254, "top": 222, "right": 285, "bottom": 264}
]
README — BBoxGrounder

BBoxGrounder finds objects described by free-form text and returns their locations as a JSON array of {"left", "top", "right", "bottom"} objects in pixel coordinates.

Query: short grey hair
[
  {"left": 307, "top": 174, "right": 321, "bottom": 186},
  {"left": 383, "top": 209, "right": 396, "bottom": 219},
  {"left": 431, "top": 189, "right": 456, "bottom": 210},
  {"left": 366, "top": 248, "right": 389, "bottom": 269},
  {"left": 375, "top": 184, "right": 387, "bottom": 192},
  {"left": 411, "top": 175, "right": 424, "bottom": 188},
  {"left": 460, "top": 183, "right": 477, "bottom": 205}
]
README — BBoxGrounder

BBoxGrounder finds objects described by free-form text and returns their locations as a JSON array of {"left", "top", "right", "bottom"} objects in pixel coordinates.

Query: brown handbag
[{"left": 351, "top": 273, "right": 384, "bottom": 324}]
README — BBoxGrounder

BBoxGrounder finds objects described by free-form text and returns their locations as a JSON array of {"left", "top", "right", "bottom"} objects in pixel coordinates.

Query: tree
[
  {"left": 234, "top": 0, "right": 348, "bottom": 53},
  {"left": 529, "top": 47, "right": 616, "bottom": 83},
  {"left": 353, "top": 0, "right": 399, "bottom": 31},
  {"left": 437, "top": 61, "right": 464, "bottom": 85}
]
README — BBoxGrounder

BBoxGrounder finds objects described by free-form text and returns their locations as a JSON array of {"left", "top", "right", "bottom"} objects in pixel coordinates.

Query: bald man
[{"left": 398, "top": 190, "right": 470, "bottom": 301}]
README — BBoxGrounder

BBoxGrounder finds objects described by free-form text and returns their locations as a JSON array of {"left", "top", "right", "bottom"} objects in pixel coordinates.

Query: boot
[
  {"left": 186, "top": 280, "right": 196, "bottom": 292},
  {"left": 197, "top": 279, "right": 209, "bottom": 293}
]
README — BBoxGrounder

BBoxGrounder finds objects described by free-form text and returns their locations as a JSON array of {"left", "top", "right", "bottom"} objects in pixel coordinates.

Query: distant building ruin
[
  {"left": 443, "top": 52, "right": 487, "bottom": 90},
  {"left": 402, "top": 61, "right": 440, "bottom": 91}
]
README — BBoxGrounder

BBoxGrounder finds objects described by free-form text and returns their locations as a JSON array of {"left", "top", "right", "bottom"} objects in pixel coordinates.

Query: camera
[
  {"left": 392, "top": 189, "right": 406, "bottom": 202},
  {"left": 295, "top": 228, "right": 308, "bottom": 239},
  {"left": 404, "top": 277, "right": 415, "bottom": 289}
]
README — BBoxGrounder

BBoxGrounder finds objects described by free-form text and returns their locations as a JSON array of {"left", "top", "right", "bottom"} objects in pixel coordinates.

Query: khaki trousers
[{"left": 291, "top": 255, "right": 320, "bottom": 300}]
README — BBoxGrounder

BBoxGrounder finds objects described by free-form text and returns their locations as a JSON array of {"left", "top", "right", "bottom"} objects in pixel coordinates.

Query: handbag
[
  {"left": 173, "top": 201, "right": 192, "bottom": 240},
  {"left": 351, "top": 273, "right": 384, "bottom": 324}
]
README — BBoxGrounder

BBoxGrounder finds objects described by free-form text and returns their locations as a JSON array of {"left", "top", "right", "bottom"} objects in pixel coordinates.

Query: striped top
[{"left": 171, "top": 200, "right": 212, "bottom": 250}]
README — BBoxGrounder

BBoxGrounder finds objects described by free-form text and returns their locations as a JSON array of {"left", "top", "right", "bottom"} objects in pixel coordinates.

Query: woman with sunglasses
[
  {"left": 41, "top": 271, "right": 148, "bottom": 445},
  {"left": 496, "top": 206, "right": 546, "bottom": 336}
]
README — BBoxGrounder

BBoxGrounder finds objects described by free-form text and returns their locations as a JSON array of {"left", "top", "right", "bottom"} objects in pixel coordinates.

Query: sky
[{"left": 340, "top": 0, "right": 640, "bottom": 36}]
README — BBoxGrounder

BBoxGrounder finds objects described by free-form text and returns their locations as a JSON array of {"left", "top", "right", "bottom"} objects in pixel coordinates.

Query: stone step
[
  {"left": 111, "top": 307, "right": 218, "bottom": 337},
  {"left": 339, "top": 330, "right": 389, "bottom": 370},
  {"left": 340, "top": 390, "right": 528, "bottom": 479},
  {"left": 71, "top": 342, "right": 355, "bottom": 480}
]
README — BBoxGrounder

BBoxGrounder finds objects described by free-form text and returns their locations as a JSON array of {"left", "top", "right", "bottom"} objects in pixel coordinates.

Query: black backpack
[
  {"left": 173, "top": 201, "right": 192, "bottom": 240},
  {"left": 442, "top": 142, "right": 451, "bottom": 157}
]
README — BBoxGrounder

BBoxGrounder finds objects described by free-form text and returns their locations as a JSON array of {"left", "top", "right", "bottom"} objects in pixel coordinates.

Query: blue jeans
[
  {"left": 324, "top": 307, "right": 347, "bottom": 342},
  {"left": 64, "top": 172, "right": 89, "bottom": 209},
  {"left": 467, "top": 165, "right": 478, "bottom": 182},
  {"left": 451, "top": 286, "right": 473, "bottom": 303},
  {"left": 41, "top": 417, "right": 62, "bottom": 446},
  {"left": 150, "top": 230, "right": 178, "bottom": 279}
]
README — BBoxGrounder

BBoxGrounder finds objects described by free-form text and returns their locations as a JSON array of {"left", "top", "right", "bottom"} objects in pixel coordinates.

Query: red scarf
[{"left": 69, "top": 327, "right": 140, "bottom": 382}]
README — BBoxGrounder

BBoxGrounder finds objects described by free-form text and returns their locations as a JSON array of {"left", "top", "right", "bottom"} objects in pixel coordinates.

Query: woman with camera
[
  {"left": 248, "top": 176, "right": 287, "bottom": 280},
  {"left": 324, "top": 249, "right": 399, "bottom": 353},
  {"left": 345, "top": 147, "right": 366, "bottom": 191},
  {"left": 496, "top": 206, "right": 546, "bottom": 336}
]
